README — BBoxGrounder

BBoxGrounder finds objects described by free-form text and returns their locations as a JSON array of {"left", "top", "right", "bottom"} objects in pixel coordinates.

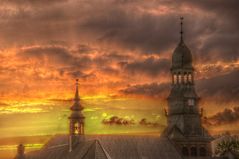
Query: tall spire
[
  {"left": 180, "top": 17, "right": 184, "bottom": 42},
  {"left": 68, "top": 79, "right": 85, "bottom": 152}
]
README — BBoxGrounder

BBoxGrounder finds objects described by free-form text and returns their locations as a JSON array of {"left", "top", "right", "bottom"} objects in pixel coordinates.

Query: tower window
[
  {"left": 199, "top": 147, "right": 207, "bottom": 156},
  {"left": 178, "top": 74, "right": 182, "bottom": 84},
  {"left": 188, "top": 99, "right": 195, "bottom": 106},
  {"left": 74, "top": 123, "right": 79, "bottom": 134},
  {"left": 174, "top": 74, "right": 177, "bottom": 84},
  {"left": 190, "top": 146, "right": 197, "bottom": 156},
  {"left": 188, "top": 74, "right": 192, "bottom": 83},
  {"left": 184, "top": 74, "right": 187, "bottom": 84},
  {"left": 182, "top": 147, "right": 189, "bottom": 156}
]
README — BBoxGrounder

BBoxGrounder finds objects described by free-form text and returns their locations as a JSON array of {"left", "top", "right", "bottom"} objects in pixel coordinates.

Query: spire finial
[
  {"left": 75, "top": 79, "right": 79, "bottom": 100},
  {"left": 180, "top": 16, "right": 184, "bottom": 42}
]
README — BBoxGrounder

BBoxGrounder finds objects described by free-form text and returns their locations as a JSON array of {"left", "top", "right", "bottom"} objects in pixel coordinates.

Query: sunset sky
[{"left": 0, "top": 0, "right": 239, "bottom": 141}]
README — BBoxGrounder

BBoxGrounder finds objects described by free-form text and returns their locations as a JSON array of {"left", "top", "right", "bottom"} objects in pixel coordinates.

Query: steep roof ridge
[
  {"left": 74, "top": 140, "right": 96, "bottom": 159},
  {"left": 95, "top": 140, "right": 111, "bottom": 159},
  {"left": 81, "top": 140, "right": 96, "bottom": 159},
  {"left": 47, "top": 144, "right": 68, "bottom": 150},
  {"left": 165, "top": 136, "right": 184, "bottom": 159}
]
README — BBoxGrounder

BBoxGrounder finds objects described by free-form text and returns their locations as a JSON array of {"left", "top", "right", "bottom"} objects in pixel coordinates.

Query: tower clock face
[{"left": 188, "top": 99, "right": 195, "bottom": 106}]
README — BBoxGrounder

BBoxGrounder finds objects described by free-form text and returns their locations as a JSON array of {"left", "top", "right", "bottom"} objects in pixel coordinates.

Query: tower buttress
[{"left": 68, "top": 79, "right": 85, "bottom": 152}]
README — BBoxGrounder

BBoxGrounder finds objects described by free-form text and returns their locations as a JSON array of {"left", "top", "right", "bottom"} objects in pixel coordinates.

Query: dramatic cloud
[
  {"left": 2, "top": 0, "right": 68, "bottom": 6},
  {"left": 197, "top": 70, "right": 239, "bottom": 102},
  {"left": 102, "top": 116, "right": 135, "bottom": 126},
  {"left": 121, "top": 70, "right": 239, "bottom": 102},
  {"left": 19, "top": 46, "right": 77, "bottom": 66},
  {"left": 122, "top": 57, "right": 170, "bottom": 77},
  {"left": 139, "top": 118, "right": 162, "bottom": 127},
  {"left": 204, "top": 106, "right": 239, "bottom": 126},
  {"left": 0, "top": 0, "right": 238, "bottom": 136},
  {"left": 121, "top": 83, "right": 169, "bottom": 98},
  {"left": 102, "top": 116, "right": 163, "bottom": 128},
  {"left": 0, "top": 0, "right": 238, "bottom": 62}
]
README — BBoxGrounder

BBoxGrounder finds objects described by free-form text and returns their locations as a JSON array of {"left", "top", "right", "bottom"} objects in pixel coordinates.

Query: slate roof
[
  {"left": 26, "top": 135, "right": 183, "bottom": 159},
  {"left": 172, "top": 40, "right": 193, "bottom": 69}
]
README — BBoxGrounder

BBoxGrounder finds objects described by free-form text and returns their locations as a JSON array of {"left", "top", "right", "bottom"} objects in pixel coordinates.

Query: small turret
[{"left": 14, "top": 144, "right": 26, "bottom": 159}]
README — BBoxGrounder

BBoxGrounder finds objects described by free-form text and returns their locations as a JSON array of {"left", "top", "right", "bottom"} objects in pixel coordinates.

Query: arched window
[
  {"left": 174, "top": 74, "right": 177, "bottom": 84},
  {"left": 188, "top": 74, "right": 192, "bottom": 83},
  {"left": 188, "top": 99, "right": 195, "bottom": 106},
  {"left": 184, "top": 74, "right": 187, "bottom": 84},
  {"left": 199, "top": 147, "right": 207, "bottom": 156},
  {"left": 74, "top": 123, "right": 79, "bottom": 134},
  {"left": 182, "top": 147, "right": 189, "bottom": 156},
  {"left": 178, "top": 74, "right": 182, "bottom": 84},
  {"left": 190, "top": 146, "right": 197, "bottom": 156}
]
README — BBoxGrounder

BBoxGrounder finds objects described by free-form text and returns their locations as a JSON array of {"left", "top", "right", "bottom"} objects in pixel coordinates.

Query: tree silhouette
[{"left": 216, "top": 139, "right": 239, "bottom": 158}]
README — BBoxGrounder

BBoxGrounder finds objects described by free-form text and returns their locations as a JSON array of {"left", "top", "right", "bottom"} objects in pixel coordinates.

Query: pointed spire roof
[
  {"left": 75, "top": 79, "right": 80, "bottom": 101},
  {"left": 172, "top": 17, "right": 193, "bottom": 69},
  {"left": 70, "top": 79, "right": 83, "bottom": 111}
]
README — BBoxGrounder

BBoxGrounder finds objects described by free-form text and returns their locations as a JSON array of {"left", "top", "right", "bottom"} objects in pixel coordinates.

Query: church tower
[
  {"left": 68, "top": 79, "right": 85, "bottom": 152},
  {"left": 14, "top": 144, "right": 26, "bottom": 159},
  {"left": 163, "top": 17, "right": 212, "bottom": 158}
]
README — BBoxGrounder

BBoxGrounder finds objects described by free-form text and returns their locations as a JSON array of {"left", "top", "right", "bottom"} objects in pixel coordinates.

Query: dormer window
[{"left": 188, "top": 99, "right": 194, "bottom": 106}]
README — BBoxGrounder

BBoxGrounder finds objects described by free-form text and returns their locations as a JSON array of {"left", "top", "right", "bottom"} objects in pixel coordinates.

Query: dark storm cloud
[
  {"left": 82, "top": 10, "right": 179, "bottom": 53},
  {"left": 204, "top": 106, "right": 239, "bottom": 126},
  {"left": 19, "top": 46, "right": 74, "bottom": 64},
  {"left": 75, "top": 44, "right": 95, "bottom": 54},
  {"left": 18, "top": 45, "right": 96, "bottom": 80},
  {"left": 121, "top": 83, "right": 169, "bottom": 98},
  {"left": 121, "top": 70, "right": 239, "bottom": 102},
  {"left": 122, "top": 57, "right": 170, "bottom": 77},
  {"left": 2, "top": 0, "right": 68, "bottom": 5},
  {"left": 182, "top": 0, "right": 239, "bottom": 62},
  {"left": 197, "top": 70, "right": 239, "bottom": 102},
  {"left": 104, "top": 52, "right": 130, "bottom": 61},
  {"left": 17, "top": 45, "right": 126, "bottom": 79},
  {"left": 0, "top": 0, "right": 238, "bottom": 62},
  {"left": 80, "top": 0, "right": 239, "bottom": 61},
  {"left": 100, "top": 67, "right": 120, "bottom": 76},
  {"left": 0, "top": 0, "right": 238, "bottom": 101},
  {"left": 102, "top": 116, "right": 135, "bottom": 126},
  {"left": 0, "top": 2, "right": 76, "bottom": 47},
  {"left": 185, "top": 0, "right": 239, "bottom": 21},
  {"left": 67, "top": 71, "right": 96, "bottom": 80}
]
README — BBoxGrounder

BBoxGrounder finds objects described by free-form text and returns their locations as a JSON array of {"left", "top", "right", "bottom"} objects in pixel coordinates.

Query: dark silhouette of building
[{"left": 162, "top": 17, "right": 213, "bottom": 157}]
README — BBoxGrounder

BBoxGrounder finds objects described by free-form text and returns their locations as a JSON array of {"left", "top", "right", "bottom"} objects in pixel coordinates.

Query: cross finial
[{"left": 180, "top": 17, "right": 184, "bottom": 42}]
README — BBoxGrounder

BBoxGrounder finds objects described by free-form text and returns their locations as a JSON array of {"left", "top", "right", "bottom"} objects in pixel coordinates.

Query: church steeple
[
  {"left": 163, "top": 17, "right": 212, "bottom": 158},
  {"left": 171, "top": 17, "right": 194, "bottom": 85},
  {"left": 14, "top": 144, "right": 26, "bottom": 159},
  {"left": 68, "top": 79, "right": 85, "bottom": 152}
]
